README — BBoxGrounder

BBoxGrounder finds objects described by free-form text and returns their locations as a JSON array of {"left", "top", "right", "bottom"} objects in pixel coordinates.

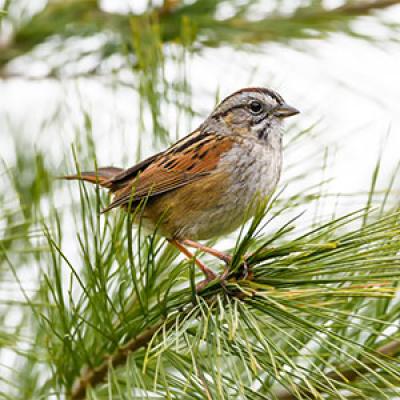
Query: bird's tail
[{"left": 62, "top": 166, "right": 123, "bottom": 189}]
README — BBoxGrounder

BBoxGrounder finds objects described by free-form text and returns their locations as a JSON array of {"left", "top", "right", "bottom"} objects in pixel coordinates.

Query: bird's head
[{"left": 209, "top": 87, "right": 299, "bottom": 141}]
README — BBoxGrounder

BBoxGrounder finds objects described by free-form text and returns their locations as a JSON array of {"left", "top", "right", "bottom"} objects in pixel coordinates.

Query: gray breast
[
  {"left": 221, "top": 132, "right": 282, "bottom": 208},
  {"left": 189, "top": 131, "right": 283, "bottom": 239}
]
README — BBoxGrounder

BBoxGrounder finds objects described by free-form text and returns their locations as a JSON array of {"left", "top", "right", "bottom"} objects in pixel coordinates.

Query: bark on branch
[
  {"left": 69, "top": 274, "right": 240, "bottom": 400},
  {"left": 70, "top": 321, "right": 168, "bottom": 399}
]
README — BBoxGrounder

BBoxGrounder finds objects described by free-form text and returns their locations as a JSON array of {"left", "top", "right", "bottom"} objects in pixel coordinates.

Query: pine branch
[
  {"left": 275, "top": 339, "right": 400, "bottom": 400},
  {"left": 70, "top": 320, "right": 168, "bottom": 399},
  {"left": 67, "top": 231, "right": 400, "bottom": 399},
  {"left": 69, "top": 271, "right": 251, "bottom": 400}
]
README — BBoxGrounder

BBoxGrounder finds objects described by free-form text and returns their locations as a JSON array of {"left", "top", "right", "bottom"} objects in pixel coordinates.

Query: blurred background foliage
[
  {"left": 1, "top": 0, "right": 400, "bottom": 79},
  {"left": 1, "top": 0, "right": 400, "bottom": 399}
]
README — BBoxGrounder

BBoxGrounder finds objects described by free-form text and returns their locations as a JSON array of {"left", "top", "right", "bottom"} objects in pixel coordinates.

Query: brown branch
[
  {"left": 275, "top": 339, "right": 400, "bottom": 400},
  {"left": 69, "top": 270, "right": 243, "bottom": 399},
  {"left": 70, "top": 320, "right": 169, "bottom": 399},
  {"left": 69, "top": 262, "right": 253, "bottom": 400}
]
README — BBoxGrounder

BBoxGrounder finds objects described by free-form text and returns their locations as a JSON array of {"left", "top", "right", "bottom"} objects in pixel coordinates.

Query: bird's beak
[{"left": 273, "top": 103, "right": 300, "bottom": 118}]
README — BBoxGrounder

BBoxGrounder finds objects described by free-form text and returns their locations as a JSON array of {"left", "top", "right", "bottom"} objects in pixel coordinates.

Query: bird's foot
[
  {"left": 169, "top": 239, "right": 217, "bottom": 281},
  {"left": 170, "top": 239, "right": 253, "bottom": 294},
  {"left": 182, "top": 240, "right": 253, "bottom": 281}
]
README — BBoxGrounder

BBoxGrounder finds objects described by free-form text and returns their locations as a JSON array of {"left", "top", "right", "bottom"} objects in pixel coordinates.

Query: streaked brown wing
[
  {"left": 102, "top": 132, "right": 235, "bottom": 213},
  {"left": 106, "top": 153, "right": 161, "bottom": 190}
]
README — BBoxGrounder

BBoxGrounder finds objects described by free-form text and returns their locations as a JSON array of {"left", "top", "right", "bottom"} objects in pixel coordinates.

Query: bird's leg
[
  {"left": 183, "top": 239, "right": 251, "bottom": 280},
  {"left": 182, "top": 240, "right": 234, "bottom": 293},
  {"left": 182, "top": 239, "right": 232, "bottom": 264},
  {"left": 169, "top": 239, "right": 216, "bottom": 281}
]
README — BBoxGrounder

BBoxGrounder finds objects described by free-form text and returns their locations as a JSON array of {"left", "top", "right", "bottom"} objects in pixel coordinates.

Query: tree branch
[
  {"left": 70, "top": 320, "right": 170, "bottom": 399},
  {"left": 69, "top": 270, "right": 249, "bottom": 400},
  {"left": 275, "top": 339, "right": 400, "bottom": 400}
]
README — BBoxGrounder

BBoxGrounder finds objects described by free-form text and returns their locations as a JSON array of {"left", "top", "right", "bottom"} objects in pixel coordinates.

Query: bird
[{"left": 64, "top": 87, "right": 299, "bottom": 282}]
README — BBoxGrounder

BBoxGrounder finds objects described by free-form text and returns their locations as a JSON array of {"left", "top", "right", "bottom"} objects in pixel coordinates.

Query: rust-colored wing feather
[
  {"left": 102, "top": 132, "right": 235, "bottom": 213},
  {"left": 105, "top": 153, "right": 161, "bottom": 190}
]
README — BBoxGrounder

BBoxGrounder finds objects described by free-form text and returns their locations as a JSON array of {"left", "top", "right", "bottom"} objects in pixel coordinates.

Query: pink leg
[
  {"left": 182, "top": 239, "right": 232, "bottom": 264},
  {"left": 183, "top": 239, "right": 251, "bottom": 280},
  {"left": 169, "top": 239, "right": 216, "bottom": 281}
]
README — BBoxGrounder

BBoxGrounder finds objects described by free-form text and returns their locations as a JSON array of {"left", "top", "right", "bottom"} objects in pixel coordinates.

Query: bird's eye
[{"left": 248, "top": 100, "right": 263, "bottom": 115}]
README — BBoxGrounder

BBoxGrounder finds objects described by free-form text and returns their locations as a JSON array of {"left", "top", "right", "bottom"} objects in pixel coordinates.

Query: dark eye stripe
[
  {"left": 213, "top": 100, "right": 276, "bottom": 121},
  {"left": 212, "top": 103, "right": 244, "bottom": 119}
]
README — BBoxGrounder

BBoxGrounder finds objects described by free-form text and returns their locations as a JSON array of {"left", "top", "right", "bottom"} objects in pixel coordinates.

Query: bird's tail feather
[{"left": 62, "top": 166, "right": 123, "bottom": 188}]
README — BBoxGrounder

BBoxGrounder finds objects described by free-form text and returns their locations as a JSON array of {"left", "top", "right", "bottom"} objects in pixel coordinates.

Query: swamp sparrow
[{"left": 65, "top": 87, "right": 299, "bottom": 281}]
